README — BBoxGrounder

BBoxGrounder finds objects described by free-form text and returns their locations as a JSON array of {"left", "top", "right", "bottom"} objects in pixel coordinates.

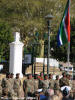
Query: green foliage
[
  {"left": 0, "top": 0, "right": 74, "bottom": 62},
  {"left": 0, "top": 22, "right": 14, "bottom": 61},
  {"left": 50, "top": 17, "right": 75, "bottom": 62},
  {"left": 70, "top": 17, "right": 75, "bottom": 62}
]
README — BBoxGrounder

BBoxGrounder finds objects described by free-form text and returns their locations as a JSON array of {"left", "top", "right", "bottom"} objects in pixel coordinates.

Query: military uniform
[
  {"left": 1, "top": 78, "right": 9, "bottom": 96},
  {"left": 54, "top": 80, "right": 60, "bottom": 90},
  {"left": 9, "top": 78, "right": 14, "bottom": 89},
  {"left": 49, "top": 79, "right": 54, "bottom": 89},
  {"left": 39, "top": 79, "right": 43, "bottom": 89},
  {"left": 8, "top": 78, "right": 15, "bottom": 99},
  {"left": 59, "top": 77, "right": 69, "bottom": 87},
  {"left": 23, "top": 78, "right": 35, "bottom": 97},
  {"left": 42, "top": 79, "right": 49, "bottom": 92},
  {"left": 13, "top": 78, "right": 21, "bottom": 98},
  {"left": 1, "top": 78, "right": 7, "bottom": 89},
  {"left": 38, "top": 75, "right": 44, "bottom": 89},
  {"left": 34, "top": 79, "right": 39, "bottom": 92}
]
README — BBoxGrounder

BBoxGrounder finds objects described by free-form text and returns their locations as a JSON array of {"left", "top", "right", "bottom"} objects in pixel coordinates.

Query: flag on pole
[{"left": 57, "top": 0, "right": 70, "bottom": 46}]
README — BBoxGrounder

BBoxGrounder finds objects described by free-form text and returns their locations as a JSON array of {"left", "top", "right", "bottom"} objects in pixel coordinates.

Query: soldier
[
  {"left": 1, "top": 72, "right": 9, "bottom": 88},
  {"left": 54, "top": 75, "right": 60, "bottom": 95},
  {"left": 49, "top": 74, "right": 54, "bottom": 89},
  {"left": 59, "top": 72, "right": 69, "bottom": 87},
  {"left": 10, "top": 73, "right": 14, "bottom": 89},
  {"left": 34, "top": 74, "right": 39, "bottom": 92},
  {"left": 42, "top": 74, "right": 49, "bottom": 92},
  {"left": 9, "top": 73, "right": 15, "bottom": 99},
  {"left": 66, "top": 74, "right": 72, "bottom": 87},
  {"left": 38, "top": 72, "right": 44, "bottom": 89},
  {"left": 54, "top": 75, "right": 60, "bottom": 90},
  {"left": 23, "top": 74, "right": 35, "bottom": 97},
  {"left": 13, "top": 73, "right": 21, "bottom": 98},
  {"left": 10, "top": 73, "right": 14, "bottom": 78},
  {"left": 1, "top": 72, "right": 11, "bottom": 98}
]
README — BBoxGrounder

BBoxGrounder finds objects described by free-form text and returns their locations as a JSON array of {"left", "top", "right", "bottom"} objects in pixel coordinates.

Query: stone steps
[{"left": 25, "top": 62, "right": 61, "bottom": 75}]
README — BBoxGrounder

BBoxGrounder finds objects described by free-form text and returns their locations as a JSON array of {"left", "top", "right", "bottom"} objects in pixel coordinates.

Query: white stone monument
[{"left": 9, "top": 32, "right": 24, "bottom": 78}]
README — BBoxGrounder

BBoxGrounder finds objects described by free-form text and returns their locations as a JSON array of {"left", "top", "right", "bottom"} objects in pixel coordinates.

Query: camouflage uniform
[
  {"left": 6, "top": 78, "right": 12, "bottom": 91},
  {"left": 54, "top": 80, "right": 60, "bottom": 90},
  {"left": 1, "top": 78, "right": 9, "bottom": 96},
  {"left": 38, "top": 73, "right": 44, "bottom": 88},
  {"left": 59, "top": 77, "right": 69, "bottom": 87},
  {"left": 66, "top": 74, "right": 72, "bottom": 88},
  {"left": 23, "top": 78, "right": 35, "bottom": 96},
  {"left": 42, "top": 79, "right": 49, "bottom": 92},
  {"left": 9, "top": 78, "right": 14, "bottom": 89},
  {"left": 34, "top": 79, "right": 39, "bottom": 92},
  {"left": 1, "top": 78, "right": 7, "bottom": 89},
  {"left": 9, "top": 78, "right": 15, "bottom": 99},
  {"left": 38, "top": 79, "right": 43, "bottom": 89},
  {"left": 13, "top": 78, "right": 21, "bottom": 98},
  {"left": 49, "top": 79, "right": 54, "bottom": 89}
]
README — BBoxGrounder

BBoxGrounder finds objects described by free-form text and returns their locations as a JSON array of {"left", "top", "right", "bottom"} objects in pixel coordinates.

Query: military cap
[
  {"left": 11, "top": 73, "right": 14, "bottom": 75},
  {"left": 6, "top": 72, "right": 10, "bottom": 75},
  {"left": 16, "top": 73, "right": 20, "bottom": 76}
]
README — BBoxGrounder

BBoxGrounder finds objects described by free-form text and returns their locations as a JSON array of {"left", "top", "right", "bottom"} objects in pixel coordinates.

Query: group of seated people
[{"left": 0, "top": 72, "right": 74, "bottom": 100}]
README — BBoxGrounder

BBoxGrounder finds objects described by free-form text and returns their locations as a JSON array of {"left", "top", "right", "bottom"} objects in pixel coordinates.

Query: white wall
[{"left": 35, "top": 58, "right": 59, "bottom": 67}]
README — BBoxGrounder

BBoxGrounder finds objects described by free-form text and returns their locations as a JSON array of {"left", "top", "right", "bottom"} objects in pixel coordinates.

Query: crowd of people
[{"left": 0, "top": 72, "right": 75, "bottom": 100}]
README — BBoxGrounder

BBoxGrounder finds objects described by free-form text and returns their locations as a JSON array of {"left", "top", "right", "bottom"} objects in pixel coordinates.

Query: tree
[
  {"left": 0, "top": 22, "right": 14, "bottom": 61},
  {"left": 50, "top": 18, "right": 75, "bottom": 62},
  {"left": 0, "top": 0, "right": 74, "bottom": 61},
  {"left": 70, "top": 17, "right": 75, "bottom": 62}
]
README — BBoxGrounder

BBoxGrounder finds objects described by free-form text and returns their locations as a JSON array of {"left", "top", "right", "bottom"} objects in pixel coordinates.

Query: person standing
[
  {"left": 38, "top": 72, "right": 44, "bottom": 89},
  {"left": 54, "top": 75, "right": 60, "bottom": 90},
  {"left": 42, "top": 74, "right": 49, "bottom": 93},
  {"left": 13, "top": 73, "right": 21, "bottom": 98},
  {"left": 1, "top": 72, "right": 11, "bottom": 98},
  {"left": 23, "top": 74, "right": 35, "bottom": 97},
  {"left": 34, "top": 74, "right": 39, "bottom": 92},
  {"left": 9, "top": 73, "right": 15, "bottom": 99},
  {"left": 54, "top": 75, "right": 60, "bottom": 95},
  {"left": 59, "top": 72, "right": 69, "bottom": 87},
  {"left": 10, "top": 73, "right": 14, "bottom": 87},
  {"left": 49, "top": 74, "right": 54, "bottom": 89}
]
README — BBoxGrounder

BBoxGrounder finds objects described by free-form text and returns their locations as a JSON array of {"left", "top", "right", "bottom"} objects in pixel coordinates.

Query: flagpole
[
  {"left": 57, "top": 0, "right": 71, "bottom": 70},
  {"left": 67, "top": 42, "right": 70, "bottom": 72},
  {"left": 67, "top": 0, "right": 70, "bottom": 72}
]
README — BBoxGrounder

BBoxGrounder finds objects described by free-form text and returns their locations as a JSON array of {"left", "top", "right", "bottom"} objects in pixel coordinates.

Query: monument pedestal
[{"left": 9, "top": 32, "right": 24, "bottom": 78}]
